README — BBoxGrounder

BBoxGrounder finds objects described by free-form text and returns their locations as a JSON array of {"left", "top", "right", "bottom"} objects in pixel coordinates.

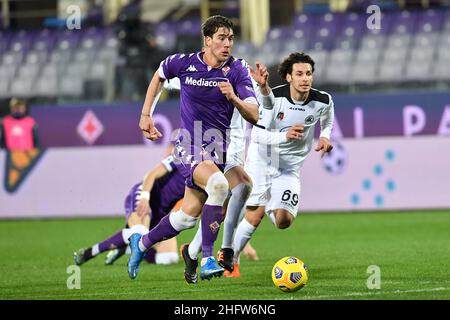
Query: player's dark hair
[
  {"left": 278, "top": 52, "right": 315, "bottom": 79},
  {"left": 202, "top": 15, "right": 234, "bottom": 38}
]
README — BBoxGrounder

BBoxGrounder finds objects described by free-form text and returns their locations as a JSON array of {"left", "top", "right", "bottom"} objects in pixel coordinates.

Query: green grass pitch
[{"left": 1, "top": 211, "right": 449, "bottom": 300}]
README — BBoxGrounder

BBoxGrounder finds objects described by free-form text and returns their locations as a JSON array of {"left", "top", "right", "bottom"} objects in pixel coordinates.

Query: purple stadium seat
[
  {"left": 80, "top": 27, "right": 106, "bottom": 49},
  {"left": 154, "top": 22, "right": 178, "bottom": 51},
  {"left": 306, "top": 12, "right": 344, "bottom": 51},
  {"left": 442, "top": 9, "right": 450, "bottom": 31},
  {"left": 266, "top": 26, "right": 292, "bottom": 51},
  {"left": 177, "top": 18, "right": 201, "bottom": 36},
  {"left": 267, "top": 26, "right": 292, "bottom": 42},
  {"left": 333, "top": 12, "right": 367, "bottom": 49},
  {"left": 388, "top": 10, "right": 417, "bottom": 34},
  {"left": 0, "top": 31, "right": 12, "bottom": 53},
  {"left": 309, "top": 27, "right": 335, "bottom": 51},
  {"left": 56, "top": 29, "right": 82, "bottom": 50},
  {"left": 414, "top": 9, "right": 443, "bottom": 33},
  {"left": 8, "top": 30, "right": 34, "bottom": 52},
  {"left": 316, "top": 12, "right": 343, "bottom": 37},
  {"left": 339, "top": 12, "right": 366, "bottom": 39},
  {"left": 293, "top": 13, "right": 318, "bottom": 33},
  {"left": 282, "top": 29, "right": 309, "bottom": 53},
  {"left": 33, "top": 29, "right": 57, "bottom": 51}
]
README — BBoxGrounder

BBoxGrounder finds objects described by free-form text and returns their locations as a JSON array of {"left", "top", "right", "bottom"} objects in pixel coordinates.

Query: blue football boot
[
  {"left": 127, "top": 234, "right": 146, "bottom": 279},
  {"left": 200, "top": 256, "right": 224, "bottom": 280}
]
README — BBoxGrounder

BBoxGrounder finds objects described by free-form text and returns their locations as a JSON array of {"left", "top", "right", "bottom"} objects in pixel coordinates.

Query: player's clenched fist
[
  {"left": 286, "top": 124, "right": 304, "bottom": 141},
  {"left": 139, "top": 114, "right": 162, "bottom": 141},
  {"left": 219, "top": 82, "right": 237, "bottom": 101}
]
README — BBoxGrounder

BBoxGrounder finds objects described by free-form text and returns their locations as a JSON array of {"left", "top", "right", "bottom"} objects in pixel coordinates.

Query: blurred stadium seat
[{"left": 0, "top": 3, "right": 449, "bottom": 101}]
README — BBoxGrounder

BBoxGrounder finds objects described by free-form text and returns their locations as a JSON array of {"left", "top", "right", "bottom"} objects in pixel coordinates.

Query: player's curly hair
[
  {"left": 202, "top": 15, "right": 234, "bottom": 38},
  {"left": 278, "top": 52, "right": 315, "bottom": 79}
]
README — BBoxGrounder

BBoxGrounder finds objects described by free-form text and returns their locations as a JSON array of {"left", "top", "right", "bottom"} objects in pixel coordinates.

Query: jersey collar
[{"left": 197, "top": 51, "right": 233, "bottom": 70}]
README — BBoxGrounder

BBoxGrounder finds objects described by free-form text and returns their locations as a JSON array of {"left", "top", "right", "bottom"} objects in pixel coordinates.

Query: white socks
[
  {"left": 222, "top": 183, "right": 251, "bottom": 248},
  {"left": 233, "top": 218, "right": 256, "bottom": 263},
  {"left": 122, "top": 224, "right": 149, "bottom": 243},
  {"left": 188, "top": 221, "right": 202, "bottom": 260},
  {"left": 92, "top": 244, "right": 100, "bottom": 256}
]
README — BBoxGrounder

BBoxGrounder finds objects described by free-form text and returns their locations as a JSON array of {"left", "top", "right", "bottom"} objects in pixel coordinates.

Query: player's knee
[
  {"left": 274, "top": 211, "right": 294, "bottom": 229},
  {"left": 205, "top": 172, "right": 229, "bottom": 205},
  {"left": 275, "top": 220, "right": 291, "bottom": 229},
  {"left": 169, "top": 210, "right": 198, "bottom": 231}
]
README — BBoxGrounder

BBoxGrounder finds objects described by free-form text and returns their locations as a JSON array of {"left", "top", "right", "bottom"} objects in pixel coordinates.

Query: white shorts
[
  {"left": 224, "top": 150, "right": 245, "bottom": 173},
  {"left": 245, "top": 161, "right": 301, "bottom": 218},
  {"left": 224, "top": 133, "right": 246, "bottom": 173}
]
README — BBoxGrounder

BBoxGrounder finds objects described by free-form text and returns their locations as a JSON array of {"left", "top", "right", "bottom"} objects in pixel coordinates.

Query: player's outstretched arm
[
  {"left": 250, "top": 63, "right": 275, "bottom": 110},
  {"left": 219, "top": 82, "right": 259, "bottom": 125},
  {"left": 136, "top": 163, "right": 170, "bottom": 217},
  {"left": 140, "top": 71, "right": 166, "bottom": 141},
  {"left": 252, "top": 124, "right": 304, "bottom": 145},
  {"left": 315, "top": 96, "right": 335, "bottom": 158}
]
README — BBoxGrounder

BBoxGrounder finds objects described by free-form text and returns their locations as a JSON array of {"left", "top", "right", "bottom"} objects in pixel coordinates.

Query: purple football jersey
[
  {"left": 124, "top": 156, "right": 185, "bottom": 228},
  {"left": 159, "top": 52, "right": 257, "bottom": 162}
]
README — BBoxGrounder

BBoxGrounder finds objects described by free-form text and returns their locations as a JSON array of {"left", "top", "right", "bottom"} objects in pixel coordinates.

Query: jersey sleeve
[
  {"left": 234, "top": 59, "right": 258, "bottom": 105},
  {"left": 319, "top": 94, "right": 335, "bottom": 140},
  {"left": 251, "top": 126, "right": 288, "bottom": 145},
  {"left": 256, "top": 86, "right": 276, "bottom": 110},
  {"left": 159, "top": 54, "right": 188, "bottom": 80},
  {"left": 160, "top": 155, "right": 177, "bottom": 173}
]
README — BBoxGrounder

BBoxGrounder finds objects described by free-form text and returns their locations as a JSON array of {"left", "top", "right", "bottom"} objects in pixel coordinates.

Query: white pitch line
[
  {"left": 301, "top": 287, "right": 450, "bottom": 300},
  {"left": 7, "top": 286, "right": 450, "bottom": 300}
]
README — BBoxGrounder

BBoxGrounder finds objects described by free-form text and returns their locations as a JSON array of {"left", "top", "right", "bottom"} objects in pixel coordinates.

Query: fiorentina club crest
[
  {"left": 222, "top": 65, "right": 230, "bottom": 77},
  {"left": 209, "top": 221, "right": 220, "bottom": 234},
  {"left": 77, "top": 110, "right": 104, "bottom": 145}
]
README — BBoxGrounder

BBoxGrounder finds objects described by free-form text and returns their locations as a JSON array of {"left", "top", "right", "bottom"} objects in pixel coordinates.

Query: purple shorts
[
  {"left": 124, "top": 183, "right": 142, "bottom": 223},
  {"left": 173, "top": 143, "right": 225, "bottom": 192},
  {"left": 123, "top": 183, "right": 168, "bottom": 229}
]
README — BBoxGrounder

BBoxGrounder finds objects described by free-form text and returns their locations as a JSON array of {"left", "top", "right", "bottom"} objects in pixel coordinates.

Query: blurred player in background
[
  {"left": 0, "top": 98, "right": 39, "bottom": 151},
  {"left": 231, "top": 52, "right": 335, "bottom": 275},
  {"left": 128, "top": 15, "right": 259, "bottom": 281},
  {"left": 73, "top": 148, "right": 185, "bottom": 267}
]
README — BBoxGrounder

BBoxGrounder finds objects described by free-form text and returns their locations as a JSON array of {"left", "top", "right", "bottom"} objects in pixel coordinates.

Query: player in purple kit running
[
  {"left": 128, "top": 15, "right": 259, "bottom": 280},
  {"left": 73, "top": 153, "right": 185, "bottom": 266}
]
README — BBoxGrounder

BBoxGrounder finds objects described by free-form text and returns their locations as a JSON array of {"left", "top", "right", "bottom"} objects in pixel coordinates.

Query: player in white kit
[{"left": 231, "top": 52, "right": 335, "bottom": 273}]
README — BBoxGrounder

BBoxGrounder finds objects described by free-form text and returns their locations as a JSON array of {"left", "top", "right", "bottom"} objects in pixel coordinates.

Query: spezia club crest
[{"left": 305, "top": 115, "right": 315, "bottom": 125}]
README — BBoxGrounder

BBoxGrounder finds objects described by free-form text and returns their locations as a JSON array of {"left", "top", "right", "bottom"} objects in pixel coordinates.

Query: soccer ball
[
  {"left": 322, "top": 141, "right": 347, "bottom": 175},
  {"left": 272, "top": 256, "right": 308, "bottom": 292}
]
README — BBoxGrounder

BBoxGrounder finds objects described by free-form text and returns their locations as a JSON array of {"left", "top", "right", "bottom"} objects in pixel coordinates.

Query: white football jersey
[
  {"left": 227, "top": 72, "right": 261, "bottom": 156},
  {"left": 249, "top": 84, "right": 335, "bottom": 171}
]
